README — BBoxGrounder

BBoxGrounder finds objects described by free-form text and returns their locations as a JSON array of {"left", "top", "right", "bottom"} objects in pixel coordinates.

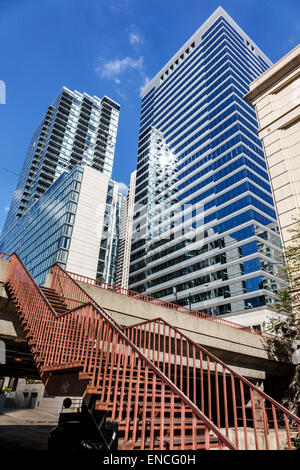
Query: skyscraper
[
  {"left": 0, "top": 165, "right": 116, "bottom": 285},
  {"left": 97, "top": 179, "right": 123, "bottom": 285},
  {"left": 3, "top": 87, "right": 119, "bottom": 234},
  {"left": 116, "top": 170, "right": 136, "bottom": 288},
  {"left": 0, "top": 87, "right": 121, "bottom": 285},
  {"left": 129, "top": 7, "right": 287, "bottom": 323}
]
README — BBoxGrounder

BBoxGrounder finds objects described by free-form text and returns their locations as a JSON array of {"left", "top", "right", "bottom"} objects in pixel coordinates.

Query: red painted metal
[
  {"left": 5, "top": 254, "right": 236, "bottom": 450},
  {"left": 51, "top": 264, "right": 300, "bottom": 450},
  {"left": 122, "top": 317, "right": 300, "bottom": 450},
  {"left": 0, "top": 251, "right": 10, "bottom": 261},
  {"left": 65, "top": 270, "right": 275, "bottom": 339}
]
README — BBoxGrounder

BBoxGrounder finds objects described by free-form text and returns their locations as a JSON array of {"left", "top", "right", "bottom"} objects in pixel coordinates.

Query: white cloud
[
  {"left": 118, "top": 182, "right": 129, "bottom": 196},
  {"left": 97, "top": 56, "right": 144, "bottom": 80},
  {"left": 129, "top": 32, "right": 139, "bottom": 44},
  {"left": 95, "top": 35, "right": 149, "bottom": 97},
  {"left": 129, "top": 31, "right": 143, "bottom": 45},
  {"left": 115, "top": 89, "right": 127, "bottom": 100},
  {"left": 4, "top": 206, "right": 9, "bottom": 212},
  {"left": 140, "top": 76, "right": 151, "bottom": 97},
  {"left": 110, "top": 0, "right": 134, "bottom": 12},
  {"left": 126, "top": 24, "right": 143, "bottom": 46}
]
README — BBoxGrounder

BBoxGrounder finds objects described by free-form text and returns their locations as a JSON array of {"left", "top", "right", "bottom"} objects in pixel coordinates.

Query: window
[{"left": 252, "top": 324, "right": 261, "bottom": 331}]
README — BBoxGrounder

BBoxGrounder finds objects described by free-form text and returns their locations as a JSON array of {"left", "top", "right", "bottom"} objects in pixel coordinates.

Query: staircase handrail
[{"left": 123, "top": 316, "right": 300, "bottom": 426}]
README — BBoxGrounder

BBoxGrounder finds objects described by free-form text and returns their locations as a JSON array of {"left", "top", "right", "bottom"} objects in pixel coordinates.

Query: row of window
[
  {"left": 163, "top": 81, "right": 256, "bottom": 146},
  {"left": 202, "top": 17, "right": 268, "bottom": 74},
  {"left": 153, "top": 50, "right": 254, "bottom": 144},
  {"left": 142, "top": 18, "right": 265, "bottom": 126},
  {"left": 142, "top": 32, "right": 263, "bottom": 133},
  {"left": 0, "top": 168, "right": 83, "bottom": 283},
  {"left": 130, "top": 208, "right": 276, "bottom": 273}
]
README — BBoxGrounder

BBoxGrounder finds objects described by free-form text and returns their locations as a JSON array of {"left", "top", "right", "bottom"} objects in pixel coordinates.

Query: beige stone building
[{"left": 245, "top": 44, "right": 300, "bottom": 247}]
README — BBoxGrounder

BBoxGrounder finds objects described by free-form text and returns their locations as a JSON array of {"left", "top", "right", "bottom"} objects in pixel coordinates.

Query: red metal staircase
[
  {"left": 4, "top": 253, "right": 300, "bottom": 450},
  {"left": 123, "top": 317, "right": 300, "bottom": 450}
]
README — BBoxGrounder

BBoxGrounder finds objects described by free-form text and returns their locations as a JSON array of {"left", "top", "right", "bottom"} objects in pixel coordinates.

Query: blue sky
[{"left": 0, "top": 0, "right": 300, "bottom": 232}]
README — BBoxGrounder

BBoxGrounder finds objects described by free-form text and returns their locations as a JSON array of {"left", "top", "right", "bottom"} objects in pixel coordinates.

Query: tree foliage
[
  {"left": 266, "top": 221, "right": 300, "bottom": 417},
  {"left": 267, "top": 221, "right": 300, "bottom": 353}
]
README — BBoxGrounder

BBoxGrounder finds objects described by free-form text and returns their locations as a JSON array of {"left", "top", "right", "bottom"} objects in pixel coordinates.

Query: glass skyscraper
[
  {"left": 0, "top": 165, "right": 122, "bottom": 286},
  {"left": 129, "top": 7, "right": 287, "bottom": 318},
  {"left": 116, "top": 170, "right": 137, "bottom": 288},
  {"left": 97, "top": 179, "right": 123, "bottom": 285},
  {"left": 3, "top": 87, "right": 120, "bottom": 234},
  {"left": 1, "top": 166, "right": 90, "bottom": 284}
]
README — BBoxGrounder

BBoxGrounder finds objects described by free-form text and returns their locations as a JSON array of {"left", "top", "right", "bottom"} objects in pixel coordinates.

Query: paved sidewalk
[
  {"left": 0, "top": 408, "right": 58, "bottom": 425},
  {"left": 0, "top": 408, "right": 58, "bottom": 451}
]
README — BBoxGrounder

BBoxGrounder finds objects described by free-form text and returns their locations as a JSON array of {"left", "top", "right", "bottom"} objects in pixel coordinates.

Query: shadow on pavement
[{"left": 0, "top": 425, "right": 52, "bottom": 451}]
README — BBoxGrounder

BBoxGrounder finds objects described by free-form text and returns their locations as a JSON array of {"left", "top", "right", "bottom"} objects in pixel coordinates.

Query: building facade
[
  {"left": 116, "top": 171, "right": 136, "bottom": 288},
  {"left": 0, "top": 165, "right": 120, "bottom": 285},
  {"left": 97, "top": 179, "right": 123, "bottom": 285},
  {"left": 129, "top": 7, "right": 287, "bottom": 321},
  {"left": 245, "top": 44, "right": 300, "bottom": 247},
  {"left": 2, "top": 87, "right": 120, "bottom": 234}
]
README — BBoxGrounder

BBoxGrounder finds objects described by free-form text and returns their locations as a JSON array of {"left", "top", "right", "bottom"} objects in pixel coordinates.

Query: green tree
[{"left": 266, "top": 221, "right": 300, "bottom": 417}]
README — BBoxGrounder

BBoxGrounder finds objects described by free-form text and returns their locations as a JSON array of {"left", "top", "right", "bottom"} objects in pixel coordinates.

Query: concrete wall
[
  {"left": 0, "top": 378, "right": 77, "bottom": 415},
  {"left": 222, "top": 307, "right": 279, "bottom": 330},
  {"left": 0, "top": 258, "right": 9, "bottom": 294},
  {"left": 72, "top": 280, "right": 291, "bottom": 379},
  {"left": 223, "top": 427, "right": 297, "bottom": 450}
]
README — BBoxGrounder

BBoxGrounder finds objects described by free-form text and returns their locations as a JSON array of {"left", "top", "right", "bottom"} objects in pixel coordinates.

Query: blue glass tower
[{"left": 129, "top": 7, "right": 286, "bottom": 318}]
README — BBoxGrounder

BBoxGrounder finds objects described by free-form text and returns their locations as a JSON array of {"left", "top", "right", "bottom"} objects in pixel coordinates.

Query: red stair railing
[
  {"left": 122, "top": 317, "right": 300, "bottom": 450},
  {"left": 0, "top": 251, "right": 11, "bottom": 261},
  {"left": 51, "top": 263, "right": 300, "bottom": 450},
  {"left": 5, "top": 254, "right": 236, "bottom": 450}
]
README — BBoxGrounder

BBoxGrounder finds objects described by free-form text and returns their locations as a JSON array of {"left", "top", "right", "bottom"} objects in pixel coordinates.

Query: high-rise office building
[
  {"left": 116, "top": 171, "right": 136, "bottom": 288},
  {"left": 97, "top": 179, "right": 123, "bottom": 285},
  {"left": 129, "top": 7, "right": 287, "bottom": 323},
  {"left": 3, "top": 87, "right": 120, "bottom": 234}
]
